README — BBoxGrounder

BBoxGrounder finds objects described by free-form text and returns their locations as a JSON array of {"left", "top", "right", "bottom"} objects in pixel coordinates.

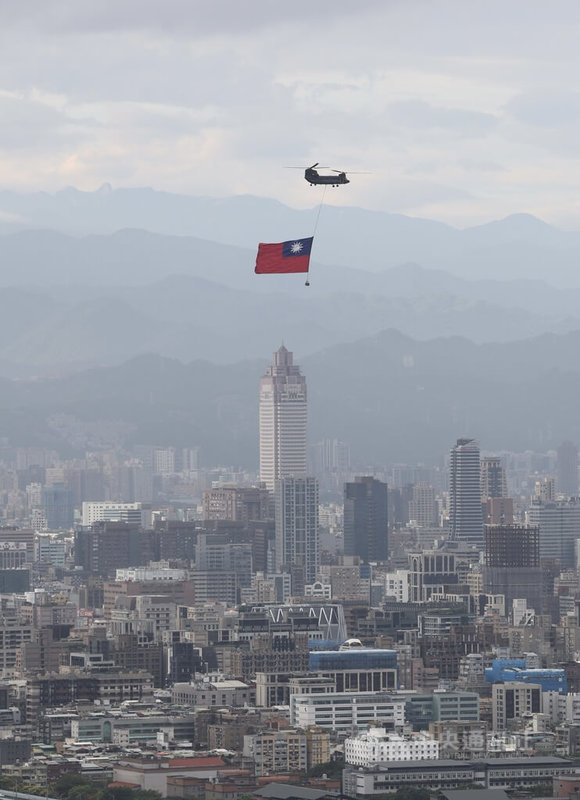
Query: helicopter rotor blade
[{"left": 330, "top": 169, "right": 372, "bottom": 174}]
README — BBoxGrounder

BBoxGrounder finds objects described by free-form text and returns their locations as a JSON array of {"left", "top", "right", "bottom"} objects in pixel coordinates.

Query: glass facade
[{"left": 309, "top": 649, "right": 398, "bottom": 671}]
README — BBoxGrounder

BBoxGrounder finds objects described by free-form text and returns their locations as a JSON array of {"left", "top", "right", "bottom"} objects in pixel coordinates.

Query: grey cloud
[
  {"left": 507, "top": 90, "right": 580, "bottom": 127},
  {"left": 387, "top": 100, "right": 498, "bottom": 137},
  {"left": 0, "top": 0, "right": 384, "bottom": 36},
  {"left": 457, "top": 159, "right": 505, "bottom": 173},
  {"left": 0, "top": 95, "right": 96, "bottom": 149}
]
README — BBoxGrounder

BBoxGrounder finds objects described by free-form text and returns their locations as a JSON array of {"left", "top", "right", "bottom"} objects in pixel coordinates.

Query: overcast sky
[{"left": 2, "top": 0, "right": 580, "bottom": 226}]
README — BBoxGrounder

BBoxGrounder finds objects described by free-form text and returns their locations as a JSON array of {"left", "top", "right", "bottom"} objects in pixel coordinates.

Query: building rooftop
[
  {"left": 118, "top": 756, "right": 226, "bottom": 771},
  {"left": 346, "top": 756, "right": 579, "bottom": 770},
  {"left": 442, "top": 792, "right": 509, "bottom": 800},
  {"left": 254, "top": 785, "right": 331, "bottom": 800}
]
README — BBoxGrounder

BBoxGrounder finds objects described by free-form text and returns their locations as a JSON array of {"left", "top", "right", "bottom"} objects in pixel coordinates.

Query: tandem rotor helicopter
[{"left": 285, "top": 162, "right": 369, "bottom": 187}]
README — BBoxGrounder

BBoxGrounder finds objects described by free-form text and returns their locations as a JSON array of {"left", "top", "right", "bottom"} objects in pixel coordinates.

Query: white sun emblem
[{"left": 290, "top": 241, "right": 303, "bottom": 254}]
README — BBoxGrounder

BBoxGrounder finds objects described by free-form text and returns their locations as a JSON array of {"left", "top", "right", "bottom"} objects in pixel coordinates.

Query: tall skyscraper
[
  {"left": 557, "top": 440, "right": 578, "bottom": 497},
  {"left": 259, "top": 345, "right": 307, "bottom": 493},
  {"left": 449, "top": 438, "right": 483, "bottom": 547},
  {"left": 480, "top": 457, "right": 507, "bottom": 500},
  {"left": 275, "top": 476, "right": 319, "bottom": 585},
  {"left": 481, "top": 456, "right": 512, "bottom": 524},
  {"left": 344, "top": 476, "right": 388, "bottom": 563}
]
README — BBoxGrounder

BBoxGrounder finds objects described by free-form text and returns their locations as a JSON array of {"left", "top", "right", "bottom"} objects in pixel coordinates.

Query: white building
[
  {"left": 345, "top": 728, "right": 439, "bottom": 765},
  {"left": 290, "top": 691, "right": 406, "bottom": 735},
  {"left": 305, "top": 581, "right": 332, "bottom": 599},
  {"left": 81, "top": 501, "right": 143, "bottom": 527},
  {"left": 384, "top": 570, "right": 410, "bottom": 603},
  {"left": 259, "top": 345, "right": 307, "bottom": 492},
  {"left": 153, "top": 447, "right": 176, "bottom": 475},
  {"left": 115, "top": 566, "right": 187, "bottom": 582}
]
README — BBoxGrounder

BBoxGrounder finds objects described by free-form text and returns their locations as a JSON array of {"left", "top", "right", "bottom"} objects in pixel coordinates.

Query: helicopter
[
  {"left": 286, "top": 162, "right": 368, "bottom": 186},
  {"left": 304, "top": 163, "right": 349, "bottom": 186}
]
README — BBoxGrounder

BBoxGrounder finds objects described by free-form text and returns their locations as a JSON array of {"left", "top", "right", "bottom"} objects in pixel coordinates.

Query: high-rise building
[
  {"left": 483, "top": 524, "right": 543, "bottom": 611},
  {"left": 275, "top": 476, "right": 319, "bottom": 584},
  {"left": 408, "top": 483, "right": 437, "bottom": 529},
  {"left": 484, "top": 524, "right": 539, "bottom": 568},
  {"left": 534, "top": 477, "right": 555, "bottom": 503},
  {"left": 344, "top": 477, "right": 388, "bottom": 562},
  {"left": 202, "top": 486, "right": 269, "bottom": 523},
  {"left": 557, "top": 441, "right": 578, "bottom": 497},
  {"left": 81, "top": 501, "right": 143, "bottom": 527},
  {"left": 259, "top": 346, "right": 307, "bottom": 493},
  {"left": 449, "top": 439, "right": 483, "bottom": 547},
  {"left": 480, "top": 457, "right": 507, "bottom": 500},
  {"left": 527, "top": 499, "right": 580, "bottom": 568},
  {"left": 310, "top": 439, "right": 350, "bottom": 474},
  {"left": 41, "top": 484, "right": 74, "bottom": 530}
]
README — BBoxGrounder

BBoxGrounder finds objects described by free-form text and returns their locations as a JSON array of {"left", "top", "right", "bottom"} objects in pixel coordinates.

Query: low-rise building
[
  {"left": 290, "top": 691, "right": 406, "bottom": 734},
  {"left": 113, "top": 756, "right": 226, "bottom": 797},
  {"left": 345, "top": 728, "right": 439, "bottom": 765},
  {"left": 343, "top": 757, "right": 580, "bottom": 796},
  {"left": 172, "top": 679, "right": 254, "bottom": 708}
]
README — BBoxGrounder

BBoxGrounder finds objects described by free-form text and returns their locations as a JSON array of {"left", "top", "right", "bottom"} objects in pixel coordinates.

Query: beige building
[
  {"left": 305, "top": 726, "right": 330, "bottom": 770},
  {"left": 492, "top": 681, "right": 542, "bottom": 731},
  {"left": 429, "top": 720, "right": 488, "bottom": 758},
  {"left": 243, "top": 728, "right": 307, "bottom": 776}
]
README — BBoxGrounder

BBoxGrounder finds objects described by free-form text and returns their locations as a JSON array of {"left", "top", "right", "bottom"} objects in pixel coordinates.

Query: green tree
[{"left": 307, "top": 760, "right": 343, "bottom": 779}]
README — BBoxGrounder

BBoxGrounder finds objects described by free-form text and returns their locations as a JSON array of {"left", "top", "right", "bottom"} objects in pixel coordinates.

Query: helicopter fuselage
[{"left": 304, "top": 168, "right": 349, "bottom": 185}]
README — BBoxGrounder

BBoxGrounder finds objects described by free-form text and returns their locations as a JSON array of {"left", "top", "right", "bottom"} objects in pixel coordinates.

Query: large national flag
[{"left": 255, "top": 237, "right": 313, "bottom": 274}]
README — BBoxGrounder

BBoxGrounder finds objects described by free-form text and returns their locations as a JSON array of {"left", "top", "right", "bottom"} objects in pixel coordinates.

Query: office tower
[
  {"left": 481, "top": 457, "right": 513, "bottom": 524},
  {"left": 275, "top": 476, "right": 319, "bottom": 584},
  {"left": 534, "top": 477, "right": 555, "bottom": 503},
  {"left": 195, "top": 533, "right": 253, "bottom": 597},
  {"left": 527, "top": 499, "right": 580, "bottom": 569},
  {"left": 480, "top": 457, "right": 507, "bottom": 500},
  {"left": 485, "top": 524, "right": 539, "bottom": 567},
  {"left": 344, "top": 477, "right": 388, "bottom": 562},
  {"left": 483, "top": 524, "right": 543, "bottom": 611},
  {"left": 74, "top": 523, "right": 157, "bottom": 576},
  {"left": 259, "top": 345, "right": 307, "bottom": 493},
  {"left": 202, "top": 486, "right": 269, "bottom": 523},
  {"left": 408, "top": 483, "right": 437, "bottom": 529},
  {"left": 81, "top": 501, "right": 143, "bottom": 527},
  {"left": 485, "top": 497, "right": 514, "bottom": 525},
  {"left": 41, "top": 484, "right": 74, "bottom": 530},
  {"left": 557, "top": 441, "right": 578, "bottom": 497},
  {"left": 449, "top": 438, "right": 483, "bottom": 547},
  {"left": 310, "top": 439, "right": 350, "bottom": 475}
]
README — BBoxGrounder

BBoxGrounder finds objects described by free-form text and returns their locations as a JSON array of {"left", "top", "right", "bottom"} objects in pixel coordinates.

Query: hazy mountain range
[
  {"left": 2, "top": 184, "right": 580, "bottom": 283},
  {"left": 1, "top": 185, "right": 580, "bottom": 464},
  {"left": 0, "top": 225, "right": 580, "bottom": 373},
  {"left": 1, "top": 329, "right": 580, "bottom": 465}
]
